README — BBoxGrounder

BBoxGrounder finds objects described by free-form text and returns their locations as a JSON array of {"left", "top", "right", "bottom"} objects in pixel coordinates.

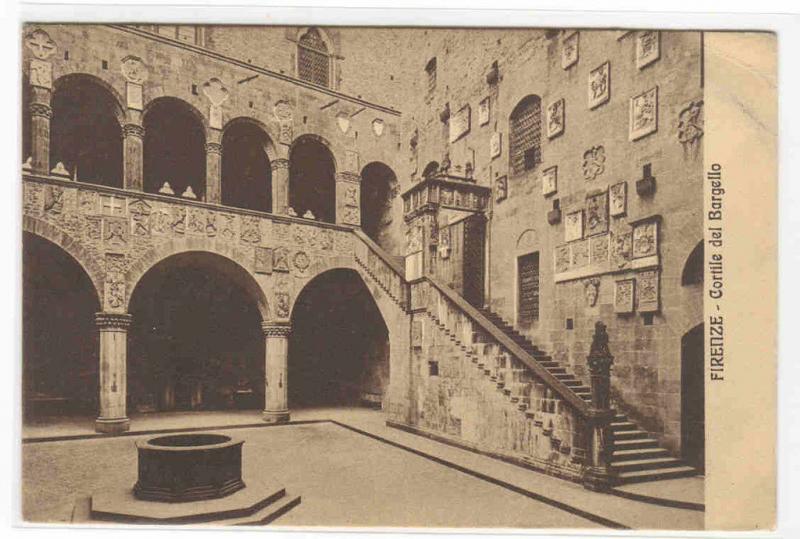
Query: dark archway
[
  {"left": 50, "top": 75, "right": 123, "bottom": 186},
  {"left": 289, "top": 136, "right": 336, "bottom": 223},
  {"left": 23, "top": 232, "right": 101, "bottom": 419},
  {"left": 422, "top": 161, "right": 439, "bottom": 179},
  {"left": 682, "top": 241, "right": 704, "bottom": 286},
  {"left": 681, "top": 323, "right": 705, "bottom": 472},
  {"left": 289, "top": 269, "right": 389, "bottom": 408},
  {"left": 128, "top": 252, "right": 264, "bottom": 413},
  {"left": 143, "top": 97, "right": 206, "bottom": 200},
  {"left": 360, "top": 162, "right": 397, "bottom": 249},
  {"left": 221, "top": 119, "right": 273, "bottom": 212}
]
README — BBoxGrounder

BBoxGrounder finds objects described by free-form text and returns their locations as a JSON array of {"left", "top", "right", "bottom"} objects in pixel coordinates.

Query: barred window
[
  {"left": 518, "top": 252, "right": 540, "bottom": 324},
  {"left": 298, "top": 28, "right": 331, "bottom": 88},
  {"left": 509, "top": 95, "right": 542, "bottom": 176},
  {"left": 425, "top": 57, "right": 437, "bottom": 96}
]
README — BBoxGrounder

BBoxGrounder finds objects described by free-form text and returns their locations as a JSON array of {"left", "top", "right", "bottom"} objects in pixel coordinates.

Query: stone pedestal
[
  {"left": 271, "top": 158, "right": 289, "bottom": 215},
  {"left": 205, "top": 139, "right": 222, "bottom": 204},
  {"left": 262, "top": 322, "right": 291, "bottom": 423},
  {"left": 123, "top": 123, "right": 145, "bottom": 191},
  {"left": 95, "top": 312, "right": 132, "bottom": 433}
]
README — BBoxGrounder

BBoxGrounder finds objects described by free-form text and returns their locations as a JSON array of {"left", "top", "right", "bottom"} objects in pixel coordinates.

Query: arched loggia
[
  {"left": 221, "top": 119, "right": 273, "bottom": 212},
  {"left": 289, "top": 135, "right": 336, "bottom": 223},
  {"left": 289, "top": 268, "right": 389, "bottom": 408},
  {"left": 50, "top": 74, "right": 124, "bottom": 186},
  {"left": 127, "top": 251, "right": 267, "bottom": 412},
  {"left": 143, "top": 97, "right": 206, "bottom": 199}
]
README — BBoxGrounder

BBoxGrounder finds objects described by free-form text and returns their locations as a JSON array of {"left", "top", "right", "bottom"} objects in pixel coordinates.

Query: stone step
[
  {"left": 613, "top": 438, "right": 659, "bottom": 450},
  {"left": 610, "top": 456, "right": 685, "bottom": 473},
  {"left": 227, "top": 493, "right": 302, "bottom": 526},
  {"left": 561, "top": 379, "right": 582, "bottom": 387},
  {"left": 611, "top": 447, "right": 670, "bottom": 462},
  {"left": 613, "top": 429, "right": 650, "bottom": 441},
  {"left": 610, "top": 421, "right": 638, "bottom": 431},
  {"left": 615, "top": 466, "right": 697, "bottom": 485}
]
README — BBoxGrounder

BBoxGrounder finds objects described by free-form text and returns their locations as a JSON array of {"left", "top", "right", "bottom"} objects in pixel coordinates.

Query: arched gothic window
[
  {"left": 298, "top": 28, "right": 331, "bottom": 88},
  {"left": 509, "top": 95, "right": 542, "bottom": 175}
]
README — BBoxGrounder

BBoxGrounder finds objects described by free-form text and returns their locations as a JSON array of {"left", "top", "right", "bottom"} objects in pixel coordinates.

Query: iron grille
[
  {"left": 509, "top": 97, "right": 542, "bottom": 175},
  {"left": 518, "top": 252, "right": 540, "bottom": 323},
  {"left": 298, "top": 29, "right": 330, "bottom": 88}
]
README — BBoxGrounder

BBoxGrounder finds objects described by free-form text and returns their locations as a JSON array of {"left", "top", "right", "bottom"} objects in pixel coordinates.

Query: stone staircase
[{"left": 476, "top": 306, "right": 696, "bottom": 485}]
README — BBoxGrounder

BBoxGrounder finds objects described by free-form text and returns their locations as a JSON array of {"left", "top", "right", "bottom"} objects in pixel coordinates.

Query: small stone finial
[
  {"left": 50, "top": 162, "right": 70, "bottom": 178},
  {"left": 158, "top": 182, "right": 175, "bottom": 195},
  {"left": 287, "top": 207, "right": 298, "bottom": 217},
  {"left": 464, "top": 161, "right": 474, "bottom": 180},
  {"left": 181, "top": 186, "right": 197, "bottom": 199},
  {"left": 303, "top": 210, "right": 316, "bottom": 220},
  {"left": 440, "top": 152, "right": 451, "bottom": 175},
  {"left": 22, "top": 156, "right": 32, "bottom": 172},
  {"left": 587, "top": 321, "right": 613, "bottom": 375}
]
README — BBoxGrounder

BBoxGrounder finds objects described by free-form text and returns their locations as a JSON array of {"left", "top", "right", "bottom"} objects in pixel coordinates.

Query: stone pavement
[{"left": 21, "top": 407, "right": 704, "bottom": 530}]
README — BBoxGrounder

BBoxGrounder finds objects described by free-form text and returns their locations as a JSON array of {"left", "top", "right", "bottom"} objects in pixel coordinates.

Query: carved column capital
[
  {"left": 271, "top": 158, "right": 289, "bottom": 170},
  {"left": 95, "top": 312, "right": 132, "bottom": 331},
  {"left": 122, "top": 123, "right": 145, "bottom": 139},
  {"left": 261, "top": 321, "right": 292, "bottom": 338},
  {"left": 29, "top": 102, "right": 52, "bottom": 119},
  {"left": 205, "top": 142, "right": 222, "bottom": 155}
]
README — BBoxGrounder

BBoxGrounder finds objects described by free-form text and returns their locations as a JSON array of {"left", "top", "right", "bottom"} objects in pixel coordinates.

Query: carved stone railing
[
  {"left": 409, "top": 277, "right": 591, "bottom": 417},
  {"left": 352, "top": 229, "right": 408, "bottom": 310}
]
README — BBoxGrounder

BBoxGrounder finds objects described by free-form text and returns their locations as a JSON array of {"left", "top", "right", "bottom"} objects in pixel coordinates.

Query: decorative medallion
[
  {"left": 120, "top": 55, "right": 148, "bottom": 84},
  {"left": 275, "top": 292, "right": 291, "bottom": 319},
  {"left": 637, "top": 270, "right": 660, "bottom": 312},
  {"left": 590, "top": 234, "right": 610, "bottom": 264},
  {"left": 495, "top": 175, "right": 508, "bottom": 203},
  {"left": 274, "top": 100, "right": 293, "bottom": 122},
  {"left": 588, "top": 62, "right": 610, "bottom": 109},
  {"left": 542, "top": 166, "right": 557, "bottom": 197},
  {"left": 614, "top": 279, "right": 635, "bottom": 314},
  {"left": 372, "top": 118, "right": 385, "bottom": 136},
  {"left": 630, "top": 86, "right": 658, "bottom": 141},
  {"left": 632, "top": 221, "right": 658, "bottom": 259},
  {"left": 582, "top": 146, "right": 606, "bottom": 181},
  {"left": 565, "top": 210, "right": 583, "bottom": 242},
  {"left": 293, "top": 251, "right": 311, "bottom": 272},
  {"left": 546, "top": 99, "right": 565, "bottom": 139},
  {"left": 555, "top": 244, "right": 571, "bottom": 273},
  {"left": 103, "top": 217, "right": 128, "bottom": 251},
  {"left": 254, "top": 247, "right": 273, "bottom": 274},
  {"left": 43, "top": 185, "right": 64, "bottom": 215},
  {"left": 240, "top": 216, "right": 261, "bottom": 244},
  {"left": 585, "top": 191, "right": 609, "bottom": 236},
  {"left": 336, "top": 112, "right": 350, "bottom": 134},
  {"left": 561, "top": 31, "right": 579, "bottom": 69},
  {"left": 636, "top": 31, "right": 660, "bottom": 69},
  {"left": 611, "top": 230, "right": 632, "bottom": 269},
  {"left": 104, "top": 273, "right": 126, "bottom": 311},
  {"left": 571, "top": 239, "right": 589, "bottom": 268},
  {"left": 25, "top": 28, "right": 56, "bottom": 60},
  {"left": 678, "top": 100, "right": 704, "bottom": 144},
  {"left": 490, "top": 131, "right": 502, "bottom": 159},
  {"left": 129, "top": 199, "right": 152, "bottom": 237},
  {"left": 171, "top": 207, "right": 186, "bottom": 235},
  {"left": 609, "top": 182, "right": 627, "bottom": 217},
  {"left": 273, "top": 247, "right": 290, "bottom": 272},
  {"left": 478, "top": 97, "right": 490, "bottom": 126}
]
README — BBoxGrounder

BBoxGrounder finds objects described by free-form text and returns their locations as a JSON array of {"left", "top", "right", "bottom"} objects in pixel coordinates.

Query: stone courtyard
[{"left": 21, "top": 22, "right": 705, "bottom": 527}]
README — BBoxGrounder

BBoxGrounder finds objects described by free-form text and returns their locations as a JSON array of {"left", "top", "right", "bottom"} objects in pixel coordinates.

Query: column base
[
  {"left": 262, "top": 410, "right": 290, "bottom": 424},
  {"left": 95, "top": 417, "right": 131, "bottom": 434},
  {"left": 582, "top": 466, "right": 615, "bottom": 492}
]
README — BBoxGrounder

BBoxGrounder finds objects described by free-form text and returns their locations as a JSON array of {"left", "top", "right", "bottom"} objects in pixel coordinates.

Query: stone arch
[
  {"left": 222, "top": 116, "right": 278, "bottom": 162},
  {"left": 125, "top": 238, "right": 269, "bottom": 319},
  {"left": 142, "top": 95, "right": 208, "bottom": 129},
  {"left": 288, "top": 134, "right": 337, "bottom": 223},
  {"left": 681, "top": 240, "right": 703, "bottom": 286},
  {"left": 422, "top": 161, "right": 439, "bottom": 179},
  {"left": 360, "top": 161, "right": 398, "bottom": 249},
  {"left": 22, "top": 214, "right": 104, "bottom": 306},
  {"left": 51, "top": 73, "right": 126, "bottom": 125},
  {"left": 221, "top": 117, "right": 276, "bottom": 212},
  {"left": 515, "top": 228, "right": 538, "bottom": 252}
]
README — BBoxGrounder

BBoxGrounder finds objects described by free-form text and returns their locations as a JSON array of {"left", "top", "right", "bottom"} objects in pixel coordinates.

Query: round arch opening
[
  {"left": 221, "top": 119, "right": 273, "bottom": 212},
  {"left": 289, "top": 268, "right": 389, "bottom": 408},
  {"left": 127, "top": 251, "right": 266, "bottom": 413},
  {"left": 23, "top": 232, "right": 101, "bottom": 420},
  {"left": 50, "top": 75, "right": 124, "bottom": 186},
  {"left": 360, "top": 161, "right": 397, "bottom": 251},
  {"left": 289, "top": 136, "right": 336, "bottom": 223},
  {"left": 143, "top": 97, "right": 206, "bottom": 200}
]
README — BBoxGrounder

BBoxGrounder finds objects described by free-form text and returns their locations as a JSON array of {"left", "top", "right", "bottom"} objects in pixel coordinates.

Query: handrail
[
  {"left": 424, "top": 275, "right": 591, "bottom": 416},
  {"left": 351, "top": 228, "right": 405, "bottom": 279}
]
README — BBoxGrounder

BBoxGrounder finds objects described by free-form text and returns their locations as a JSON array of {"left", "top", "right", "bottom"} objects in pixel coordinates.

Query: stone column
[
  {"left": 95, "top": 312, "right": 132, "bottom": 434},
  {"left": 123, "top": 123, "right": 145, "bottom": 191},
  {"left": 582, "top": 321, "right": 616, "bottom": 491},
  {"left": 271, "top": 158, "right": 290, "bottom": 215},
  {"left": 262, "top": 321, "right": 291, "bottom": 423},
  {"left": 29, "top": 89, "right": 52, "bottom": 175},
  {"left": 205, "top": 129, "right": 222, "bottom": 204}
]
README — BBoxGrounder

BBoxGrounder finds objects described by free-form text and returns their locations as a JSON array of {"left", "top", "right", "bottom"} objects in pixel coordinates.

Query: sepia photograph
[{"left": 15, "top": 9, "right": 782, "bottom": 534}]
